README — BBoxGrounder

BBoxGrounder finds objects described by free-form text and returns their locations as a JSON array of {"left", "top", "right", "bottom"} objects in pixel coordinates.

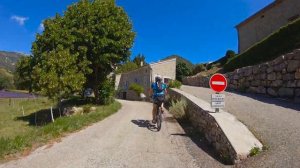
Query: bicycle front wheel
[{"left": 156, "top": 109, "right": 162, "bottom": 131}]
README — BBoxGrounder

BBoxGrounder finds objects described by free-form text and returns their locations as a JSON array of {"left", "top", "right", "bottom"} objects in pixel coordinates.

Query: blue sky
[{"left": 0, "top": 0, "right": 273, "bottom": 64}]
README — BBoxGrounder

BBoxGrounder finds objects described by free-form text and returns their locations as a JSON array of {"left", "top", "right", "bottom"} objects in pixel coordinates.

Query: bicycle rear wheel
[{"left": 156, "top": 108, "right": 162, "bottom": 131}]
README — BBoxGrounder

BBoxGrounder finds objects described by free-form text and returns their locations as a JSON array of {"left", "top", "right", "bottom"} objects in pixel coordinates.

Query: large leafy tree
[
  {"left": 176, "top": 62, "right": 192, "bottom": 82},
  {"left": 30, "top": 0, "right": 135, "bottom": 103}
]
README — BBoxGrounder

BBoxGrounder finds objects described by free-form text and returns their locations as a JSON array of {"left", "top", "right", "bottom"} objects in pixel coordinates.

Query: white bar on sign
[
  {"left": 212, "top": 94, "right": 225, "bottom": 99},
  {"left": 212, "top": 81, "right": 225, "bottom": 85},
  {"left": 211, "top": 101, "right": 225, "bottom": 108}
]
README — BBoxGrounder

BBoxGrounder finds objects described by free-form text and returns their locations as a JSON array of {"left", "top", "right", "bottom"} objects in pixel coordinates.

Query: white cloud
[
  {"left": 39, "top": 22, "right": 44, "bottom": 31},
  {"left": 11, "top": 15, "right": 29, "bottom": 26}
]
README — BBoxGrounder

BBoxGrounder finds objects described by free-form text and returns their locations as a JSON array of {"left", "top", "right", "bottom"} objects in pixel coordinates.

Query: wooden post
[
  {"left": 50, "top": 106, "right": 54, "bottom": 122},
  {"left": 22, "top": 106, "right": 25, "bottom": 116}
]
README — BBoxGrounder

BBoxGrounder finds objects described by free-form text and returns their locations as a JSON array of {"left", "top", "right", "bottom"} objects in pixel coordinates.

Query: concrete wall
[
  {"left": 182, "top": 49, "right": 300, "bottom": 102},
  {"left": 237, "top": 0, "right": 300, "bottom": 53}
]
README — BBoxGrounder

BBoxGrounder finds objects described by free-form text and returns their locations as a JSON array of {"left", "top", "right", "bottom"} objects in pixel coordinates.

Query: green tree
[
  {"left": 15, "top": 56, "right": 33, "bottom": 91},
  {"left": 31, "top": 0, "right": 135, "bottom": 103},
  {"left": 176, "top": 62, "right": 192, "bottom": 82},
  {"left": 116, "top": 61, "right": 138, "bottom": 74},
  {"left": 0, "top": 68, "right": 14, "bottom": 90},
  {"left": 133, "top": 54, "right": 146, "bottom": 67},
  {"left": 33, "top": 47, "right": 86, "bottom": 101}
]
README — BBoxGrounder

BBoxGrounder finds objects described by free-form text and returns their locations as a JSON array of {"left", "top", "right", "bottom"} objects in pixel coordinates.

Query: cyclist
[{"left": 150, "top": 75, "right": 167, "bottom": 124}]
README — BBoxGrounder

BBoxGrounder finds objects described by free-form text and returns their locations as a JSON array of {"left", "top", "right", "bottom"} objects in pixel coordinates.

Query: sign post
[{"left": 209, "top": 73, "right": 227, "bottom": 112}]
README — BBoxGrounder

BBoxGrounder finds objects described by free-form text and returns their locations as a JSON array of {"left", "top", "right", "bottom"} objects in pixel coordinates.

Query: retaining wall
[
  {"left": 183, "top": 49, "right": 300, "bottom": 102},
  {"left": 167, "top": 88, "right": 263, "bottom": 164}
]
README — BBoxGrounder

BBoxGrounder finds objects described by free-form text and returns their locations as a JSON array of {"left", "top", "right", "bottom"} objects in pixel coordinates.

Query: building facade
[
  {"left": 237, "top": 0, "right": 300, "bottom": 53},
  {"left": 115, "top": 58, "right": 176, "bottom": 99}
]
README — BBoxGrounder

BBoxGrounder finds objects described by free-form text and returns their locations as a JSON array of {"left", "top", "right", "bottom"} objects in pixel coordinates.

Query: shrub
[
  {"left": 169, "top": 99, "right": 187, "bottom": 119},
  {"left": 129, "top": 83, "right": 144, "bottom": 95},
  {"left": 224, "top": 18, "right": 300, "bottom": 72},
  {"left": 168, "top": 80, "right": 182, "bottom": 89},
  {"left": 192, "top": 64, "right": 206, "bottom": 75},
  {"left": 98, "top": 79, "right": 115, "bottom": 105}
]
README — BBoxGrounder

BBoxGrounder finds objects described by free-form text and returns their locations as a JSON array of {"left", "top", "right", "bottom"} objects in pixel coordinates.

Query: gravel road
[
  {"left": 180, "top": 85, "right": 300, "bottom": 168},
  {"left": 0, "top": 100, "right": 224, "bottom": 168}
]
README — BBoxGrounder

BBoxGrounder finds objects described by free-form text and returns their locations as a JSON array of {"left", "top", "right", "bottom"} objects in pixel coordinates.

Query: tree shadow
[
  {"left": 131, "top": 119, "right": 158, "bottom": 132},
  {"left": 171, "top": 119, "right": 230, "bottom": 165},
  {"left": 16, "top": 108, "right": 62, "bottom": 126}
]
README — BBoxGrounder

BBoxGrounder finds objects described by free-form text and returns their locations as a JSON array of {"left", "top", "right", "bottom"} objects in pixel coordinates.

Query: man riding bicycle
[{"left": 150, "top": 75, "right": 167, "bottom": 124}]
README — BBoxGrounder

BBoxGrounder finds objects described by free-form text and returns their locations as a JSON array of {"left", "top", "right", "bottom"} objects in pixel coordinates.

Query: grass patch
[
  {"left": 0, "top": 98, "right": 121, "bottom": 161},
  {"left": 249, "top": 147, "right": 261, "bottom": 157}
]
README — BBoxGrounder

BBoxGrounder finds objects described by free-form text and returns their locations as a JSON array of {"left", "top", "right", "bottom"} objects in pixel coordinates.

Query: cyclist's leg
[{"left": 152, "top": 103, "right": 158, "bottom": 123}]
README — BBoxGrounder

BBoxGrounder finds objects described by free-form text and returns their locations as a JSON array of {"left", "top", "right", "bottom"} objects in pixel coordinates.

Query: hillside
[{"left": 0, "top": 51, "right": 25, "bottom": 72}]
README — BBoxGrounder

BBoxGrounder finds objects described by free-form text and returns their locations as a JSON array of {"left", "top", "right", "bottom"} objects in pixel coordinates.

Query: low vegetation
[
  {"left": 224, "top": 18, "right": 300, "bottom": 72},
  {"left": 129, "top": 83, "right": 144, "bottom": 95},
  {"left": 168, "top": 80, "right": 182, "bottom": 89},
  {"left": 0, "top": 98, "right": 121, "bottom": 160},
  {"left": 169, "top": 99, "right": 187, "bottom": 119},
  {"left": 0, "top": 68, "right": 14, "bottom": 90},
  {"left": 249, "top": 147, "right": 261, "bottom": 157}
]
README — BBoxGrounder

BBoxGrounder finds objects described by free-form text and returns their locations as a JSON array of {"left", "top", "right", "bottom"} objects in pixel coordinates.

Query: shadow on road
[
  {"left": 172, "top": 119, "right": 230, "bottom": 165},
  {"left": 131, "top": 119, "right": 158, "bottom": 132},
  {"left": 227, "top": 90, "right": 300, "bottom": 112}
]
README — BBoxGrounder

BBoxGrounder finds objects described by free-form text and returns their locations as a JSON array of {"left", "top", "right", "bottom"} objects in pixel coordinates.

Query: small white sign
[
  {"left": 211, "top": 101, "right": 225, "bottom": 108},
  {"left": 212, "top": 94, "right": 225, "bottom": 101}
]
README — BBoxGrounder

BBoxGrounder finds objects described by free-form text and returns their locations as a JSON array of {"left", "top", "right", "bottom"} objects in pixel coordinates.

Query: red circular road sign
[{"left": 209, "top": 73, "right": 227, "bottom": 92}]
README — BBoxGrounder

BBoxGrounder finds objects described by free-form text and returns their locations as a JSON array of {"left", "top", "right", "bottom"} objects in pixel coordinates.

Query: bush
[
  {"left": 224, "top": 18, "right": 300, "bottom": 72},
  {"left": 129, "top": 83, "right": 144, "bottom": 95},
  {"left": 169, "top": 99, "right": 187, "bottom": 119},
  {"left": 192, "top": 64, "right": 206, "bottom": 75},
  {"left": 168, "top": 80, "right": 182, "bottom": 89},
  {"left": 98, "top": 79, "right": 115, "bottom": 105}
]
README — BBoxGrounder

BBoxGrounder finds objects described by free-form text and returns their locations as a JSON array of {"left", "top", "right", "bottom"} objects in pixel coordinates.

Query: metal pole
[{"left": 215, "top": 92, "right": 219, "bottom": 113}]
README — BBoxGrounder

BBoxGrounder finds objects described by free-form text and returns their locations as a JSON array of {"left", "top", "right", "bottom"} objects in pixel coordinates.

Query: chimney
[{"left": 140, "top": 61, "right": 144, "bottom": 67}]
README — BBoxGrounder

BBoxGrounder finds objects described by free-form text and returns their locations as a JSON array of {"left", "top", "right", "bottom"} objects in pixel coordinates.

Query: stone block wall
[
  {"left": 183, "top": 49, "right": 300, "bottom": 102},
  {"left": 167, "top": 89, "right": 237, "bottom": 163},
  {"left": 182, "top": 75, "right": 209, "bottom": 87},
  {"left": 226, "top": 49, "right": 300, "bottom": 101}
]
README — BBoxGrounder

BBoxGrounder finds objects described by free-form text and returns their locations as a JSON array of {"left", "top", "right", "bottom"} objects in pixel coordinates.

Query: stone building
[
  {"left": 115, "top": 58, "right": 176, "bottom": 100},
  {"left": 236, "top": 0, "right": 300, "bottom": 53}
]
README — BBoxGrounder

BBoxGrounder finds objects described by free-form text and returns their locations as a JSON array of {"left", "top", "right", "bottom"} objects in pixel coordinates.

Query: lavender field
[{"left": 0, "top": 90, "right": 36, "bottom": 98}]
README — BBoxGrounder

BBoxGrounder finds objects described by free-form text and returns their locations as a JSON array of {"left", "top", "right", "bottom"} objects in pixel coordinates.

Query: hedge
[{"left": 224, "top": 18, "right": 300, "bottom": 72}]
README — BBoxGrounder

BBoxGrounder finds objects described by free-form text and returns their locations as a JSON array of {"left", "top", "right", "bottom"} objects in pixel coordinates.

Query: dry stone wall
[
  {"left": 167, "top": 89, "right": 245, "bottom": 164},
  {"left": 182, "top": 75, "right": 209, "bottom": 87},
  {"left": 183, "top": 49, "right": 300, "bottom": 102}
]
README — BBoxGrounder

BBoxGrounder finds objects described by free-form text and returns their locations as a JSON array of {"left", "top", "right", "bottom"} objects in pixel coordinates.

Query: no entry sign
[{"left": 209, "top": 73, "right": 227, "bottom": 93}]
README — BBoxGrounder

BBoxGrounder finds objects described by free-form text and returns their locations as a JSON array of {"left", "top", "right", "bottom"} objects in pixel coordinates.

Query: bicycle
[{"left": 155, "top": 100, "right": 163, "bottom": 131}]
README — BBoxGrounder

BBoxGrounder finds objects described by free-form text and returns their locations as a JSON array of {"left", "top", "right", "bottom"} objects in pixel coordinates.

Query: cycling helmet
[{"left": 155, "top": 75, "right": 162, "bottom": 82}]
